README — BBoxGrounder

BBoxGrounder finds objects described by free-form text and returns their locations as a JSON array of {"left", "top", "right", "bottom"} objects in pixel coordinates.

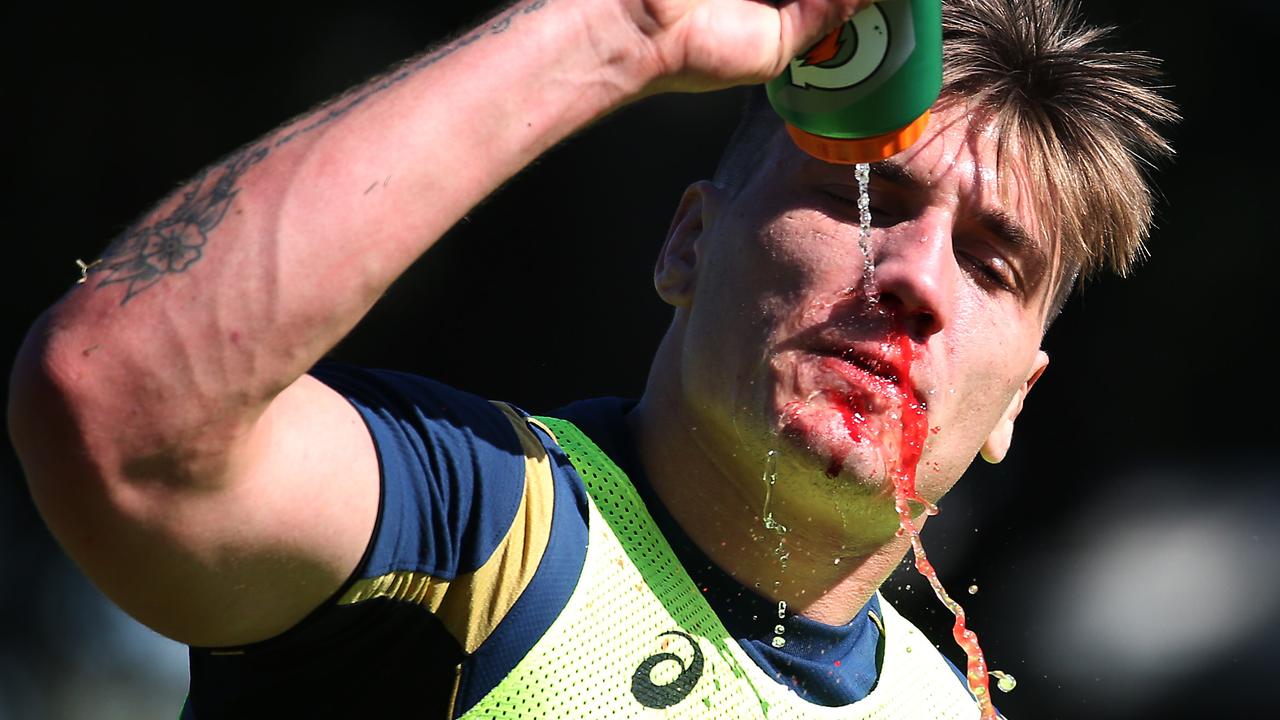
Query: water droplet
[
  {"left": 967, "top": 584, "right": 979, "bottom": 595},
  {"left": 777, "top": 601, "right": 787, "bottom": 618},
  {"left": 991, "top": 670, "right": 1017, "bottom": 693},
  {"left": 833, "top": 557, "right": 841, "bottom": 565},
  {"left": 904, "top": 584, "right": 911, "bottom": 590},
  {"left": 774, "top": 624, "right": 786, "bottom": 635},
  {"left": 771, "top": 636, "right": 787, "bottom": 648}
]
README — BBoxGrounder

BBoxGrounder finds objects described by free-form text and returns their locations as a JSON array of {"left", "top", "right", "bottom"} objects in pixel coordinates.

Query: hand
[{"left": 624, "top": 0, "right": 875, "bottom": 95}]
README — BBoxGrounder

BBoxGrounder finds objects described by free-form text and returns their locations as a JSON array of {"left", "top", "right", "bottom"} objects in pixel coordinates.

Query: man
[{"left": 8, "top": 0, "right": 1175, "bottom": 717}]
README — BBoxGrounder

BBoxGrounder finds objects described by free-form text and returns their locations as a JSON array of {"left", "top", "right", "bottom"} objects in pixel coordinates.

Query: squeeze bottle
[{"left": 766, "top": 0, "right": 943, "bottom": 164}]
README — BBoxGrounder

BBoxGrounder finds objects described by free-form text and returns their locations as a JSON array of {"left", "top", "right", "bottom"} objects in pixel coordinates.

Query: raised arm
[{"left": 8, "top": 0, "right": 869, "bottom": 647}]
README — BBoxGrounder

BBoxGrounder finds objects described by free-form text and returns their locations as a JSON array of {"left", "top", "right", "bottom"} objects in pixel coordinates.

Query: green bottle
[{"left": 766, "top": 0, "right": 942, "bottom": 164}]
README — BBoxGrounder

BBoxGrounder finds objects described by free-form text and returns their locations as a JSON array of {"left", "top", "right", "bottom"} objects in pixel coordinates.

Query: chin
[{"left": 773, "top": 397, "right": 900, "bottom": 495}]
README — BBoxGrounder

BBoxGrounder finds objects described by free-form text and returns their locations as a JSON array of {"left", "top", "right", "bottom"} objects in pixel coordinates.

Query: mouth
[
  {"left": 831, "top": 347, "right": 905, "bottom": 383},
  {"left": 808, "top": 339, "right": 929, "bottom": 409},
  {"left": 780, "top": 340, "right": 932, "bottom": 481}
]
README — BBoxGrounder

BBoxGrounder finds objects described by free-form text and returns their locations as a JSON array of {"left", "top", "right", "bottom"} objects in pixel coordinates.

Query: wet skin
[{"left": 633, "top": 103, "right": 1056, "bottom": 614}]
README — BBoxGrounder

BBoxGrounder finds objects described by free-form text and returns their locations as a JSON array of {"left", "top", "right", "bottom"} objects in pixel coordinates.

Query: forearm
[{"left": 22, "top": 0, "right": 656, "bottom": 477}]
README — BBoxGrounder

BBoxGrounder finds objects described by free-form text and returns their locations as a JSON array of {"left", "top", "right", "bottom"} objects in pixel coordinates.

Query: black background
[{"left": 3, "top": 1, "right": 1276, "bottom": 718}]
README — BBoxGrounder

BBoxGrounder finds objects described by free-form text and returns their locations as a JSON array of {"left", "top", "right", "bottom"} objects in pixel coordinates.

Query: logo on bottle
[{"left": 789, "top": 5, "right": 891, "bottom": 90}]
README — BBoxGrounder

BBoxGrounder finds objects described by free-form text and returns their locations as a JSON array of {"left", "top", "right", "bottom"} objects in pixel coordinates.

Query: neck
[{"left": 628, "top": 338, "right": 914, "bottom": 625}]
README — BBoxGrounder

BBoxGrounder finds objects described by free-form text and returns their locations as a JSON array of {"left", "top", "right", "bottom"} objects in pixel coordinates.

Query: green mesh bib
[{"left": 457, "top": 415, "right": 983, "bottom": 719}]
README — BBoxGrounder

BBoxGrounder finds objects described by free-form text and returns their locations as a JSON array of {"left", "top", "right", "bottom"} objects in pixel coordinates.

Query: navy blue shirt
[{"left": 183, "top": 364, "right": 905, "bottom": 717}]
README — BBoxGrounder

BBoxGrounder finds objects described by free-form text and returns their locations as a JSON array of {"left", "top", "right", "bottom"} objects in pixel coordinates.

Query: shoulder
[{"left": 186, "top": 369, "right": 596, "bottom": 717}]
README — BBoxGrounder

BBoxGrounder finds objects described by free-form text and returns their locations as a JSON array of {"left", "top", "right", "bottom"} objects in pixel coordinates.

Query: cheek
[
  {"left": 932, "top": 304, "right": 1036, "bottom": 439},
  {"left": 763, "top": 212, "right": 864, "bottom": 285},
  {"left": 681, "top": 215, "right": 861, "bottom": 416},
  {"left": 697, "top": 212, "right": 852, "bottom": 332}
]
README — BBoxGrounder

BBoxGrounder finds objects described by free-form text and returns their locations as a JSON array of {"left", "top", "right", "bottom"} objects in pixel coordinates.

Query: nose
[{"left": 870, "top": 211, "right": 955, "bottom": 340}]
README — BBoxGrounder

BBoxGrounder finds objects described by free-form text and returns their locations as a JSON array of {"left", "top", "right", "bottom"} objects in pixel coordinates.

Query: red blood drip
[
  {"left": 877, "top": 332, "right": 997, "bottom": 717},
  {"left": 823, "top": 389, "right": 870, "bottom": 477}
]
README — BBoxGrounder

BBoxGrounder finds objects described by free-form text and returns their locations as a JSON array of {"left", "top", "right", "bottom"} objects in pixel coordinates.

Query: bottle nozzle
[{"left": 785, "top": 111, "right": 932, "bottom": 165}]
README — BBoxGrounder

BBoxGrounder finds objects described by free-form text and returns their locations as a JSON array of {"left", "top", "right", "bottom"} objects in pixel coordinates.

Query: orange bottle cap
[{"left": 785, "top": 111, "right": 932, "bottom": 165}]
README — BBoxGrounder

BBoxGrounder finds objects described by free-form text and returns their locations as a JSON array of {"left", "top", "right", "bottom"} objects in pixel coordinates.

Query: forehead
[
  {"left": 735, "top": 106, "right": 1062, "bottom": 320},
  {"left": 752, "top": 106, "right": 1038, "bottom": 230}
]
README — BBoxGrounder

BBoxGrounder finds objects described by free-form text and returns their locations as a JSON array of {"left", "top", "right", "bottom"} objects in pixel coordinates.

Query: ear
[
  {"left": 654, "top": 181, "right": 721, "bottom": 309},
  {"left": 980, "top": 350, "right": 1049, "bottom": 464}
]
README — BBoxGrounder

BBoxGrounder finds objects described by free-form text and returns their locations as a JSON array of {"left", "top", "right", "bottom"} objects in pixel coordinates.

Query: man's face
[{"left": 657, "top": 104, "right": 1055, "bottom": 540}]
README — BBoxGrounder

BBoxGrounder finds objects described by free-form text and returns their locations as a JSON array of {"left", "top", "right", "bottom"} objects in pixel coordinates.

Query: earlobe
[
  {"left": 980, "top": 350, "right": 1049, "bottom": 464},
  {"left": 654, "top": 181, "right": 719, "bottom": 308},
  {"left": 979, "top": 412, "right": 1016, "bottom": 464}
]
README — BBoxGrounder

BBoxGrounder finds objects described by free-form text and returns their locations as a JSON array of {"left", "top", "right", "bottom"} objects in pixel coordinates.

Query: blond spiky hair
[
  {"left": 939, "top": 0, "right": 1178, "bottom": 300},
  {"left": 714, "top": 0, "right": 1179, "bottom": 316}
]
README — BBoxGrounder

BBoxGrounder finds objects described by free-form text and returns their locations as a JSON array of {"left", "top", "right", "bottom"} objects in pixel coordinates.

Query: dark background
[{"left": 3, "top": 2, "right": 1276, "bottom": 718}]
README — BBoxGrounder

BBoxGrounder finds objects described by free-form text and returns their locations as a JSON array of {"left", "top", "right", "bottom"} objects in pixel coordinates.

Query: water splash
[
  {"left": 845, "top": 331, "right": 999, "bottom": 718},
  {"left": 990, "top": 670, "right": 1017, "bottom": 693},
  {"left": 855, "top": 162, "right": 877, "bottom": 301},
  {"left": 761, "top": 449, "right": 789, "bottom": 567}
]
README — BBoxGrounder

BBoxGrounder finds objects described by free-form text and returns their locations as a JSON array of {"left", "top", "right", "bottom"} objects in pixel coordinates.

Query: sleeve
[
  {"left": 184, "top": 362, "right": 532, "bottom": 719},
  {"left": 308, "top": 361, "right": 529, "bottom": 581}
]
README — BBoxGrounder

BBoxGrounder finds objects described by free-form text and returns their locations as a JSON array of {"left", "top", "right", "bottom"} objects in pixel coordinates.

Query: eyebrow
[
  {"left": 868, "top": 159, "right": 1047, "bottom": 265},
  {"left": 974, "top": 207, "right": 1045, "bottom": 265}
]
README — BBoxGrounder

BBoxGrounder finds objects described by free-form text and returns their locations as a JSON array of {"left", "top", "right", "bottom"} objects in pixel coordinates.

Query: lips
[
  {"left": 810, "top": 337, "right": 906, "bottom": 383},
  {"left": 834, "top": 347, "right": 906, "bottom": 384},
  {"left": 807, "top": 336, "right": 929, "bottom": 408},
  {"left": 808, "top": 357, "right": 899, "bottom": 420}
]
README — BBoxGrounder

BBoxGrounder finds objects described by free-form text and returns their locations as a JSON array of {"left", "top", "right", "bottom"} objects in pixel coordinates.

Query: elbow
[
  {"left": 8, "top": 308, "right": 107, "bottom": 496},
  {"left": 11, "top": 315, "right": 257, "bottom": 512},
  {"left": 9, "top": 307, "right": 170, "bottom": 492},
  {"left": 8, "top": 309, "right": 118, "bottom": 565},
  {"left": 9, "top": 308, "right": 235, "bottom": 555}
]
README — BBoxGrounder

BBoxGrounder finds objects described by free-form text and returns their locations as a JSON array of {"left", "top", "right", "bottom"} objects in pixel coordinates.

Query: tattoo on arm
[
  {"left": 91, "top": 0, "right": 552, "bottom": 305},
  {"left": 95, "top": 146, "right": 267, "bottom": 304}
]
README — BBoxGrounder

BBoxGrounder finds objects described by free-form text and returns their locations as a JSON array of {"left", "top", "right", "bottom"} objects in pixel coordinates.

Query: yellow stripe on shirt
[{"left": 337, "top": 402, "right": 556, "bottom": 655}]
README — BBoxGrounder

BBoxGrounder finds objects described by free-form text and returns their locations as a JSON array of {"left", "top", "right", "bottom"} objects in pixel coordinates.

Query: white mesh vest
[{"left": 458, "top": 415, "right": 984, "bottom": 719}]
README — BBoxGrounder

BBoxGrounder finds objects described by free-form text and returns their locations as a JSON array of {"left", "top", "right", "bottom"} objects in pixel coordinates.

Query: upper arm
[{"left": 15, "top": 368, "right": 380, "bottom": 647}]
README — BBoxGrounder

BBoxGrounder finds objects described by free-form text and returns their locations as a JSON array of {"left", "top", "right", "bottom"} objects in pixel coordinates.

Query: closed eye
[
  {"left": 957, "top": 250, "right": 1017, "bottom": 293},
  {"left": 819, "top": 186, "right": 903, "bottom": 227}
]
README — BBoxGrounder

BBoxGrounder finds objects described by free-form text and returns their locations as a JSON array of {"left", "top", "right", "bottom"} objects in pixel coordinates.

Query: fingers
[{"left": 776, "top": 0, "right": 874, "bottom": 62}]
